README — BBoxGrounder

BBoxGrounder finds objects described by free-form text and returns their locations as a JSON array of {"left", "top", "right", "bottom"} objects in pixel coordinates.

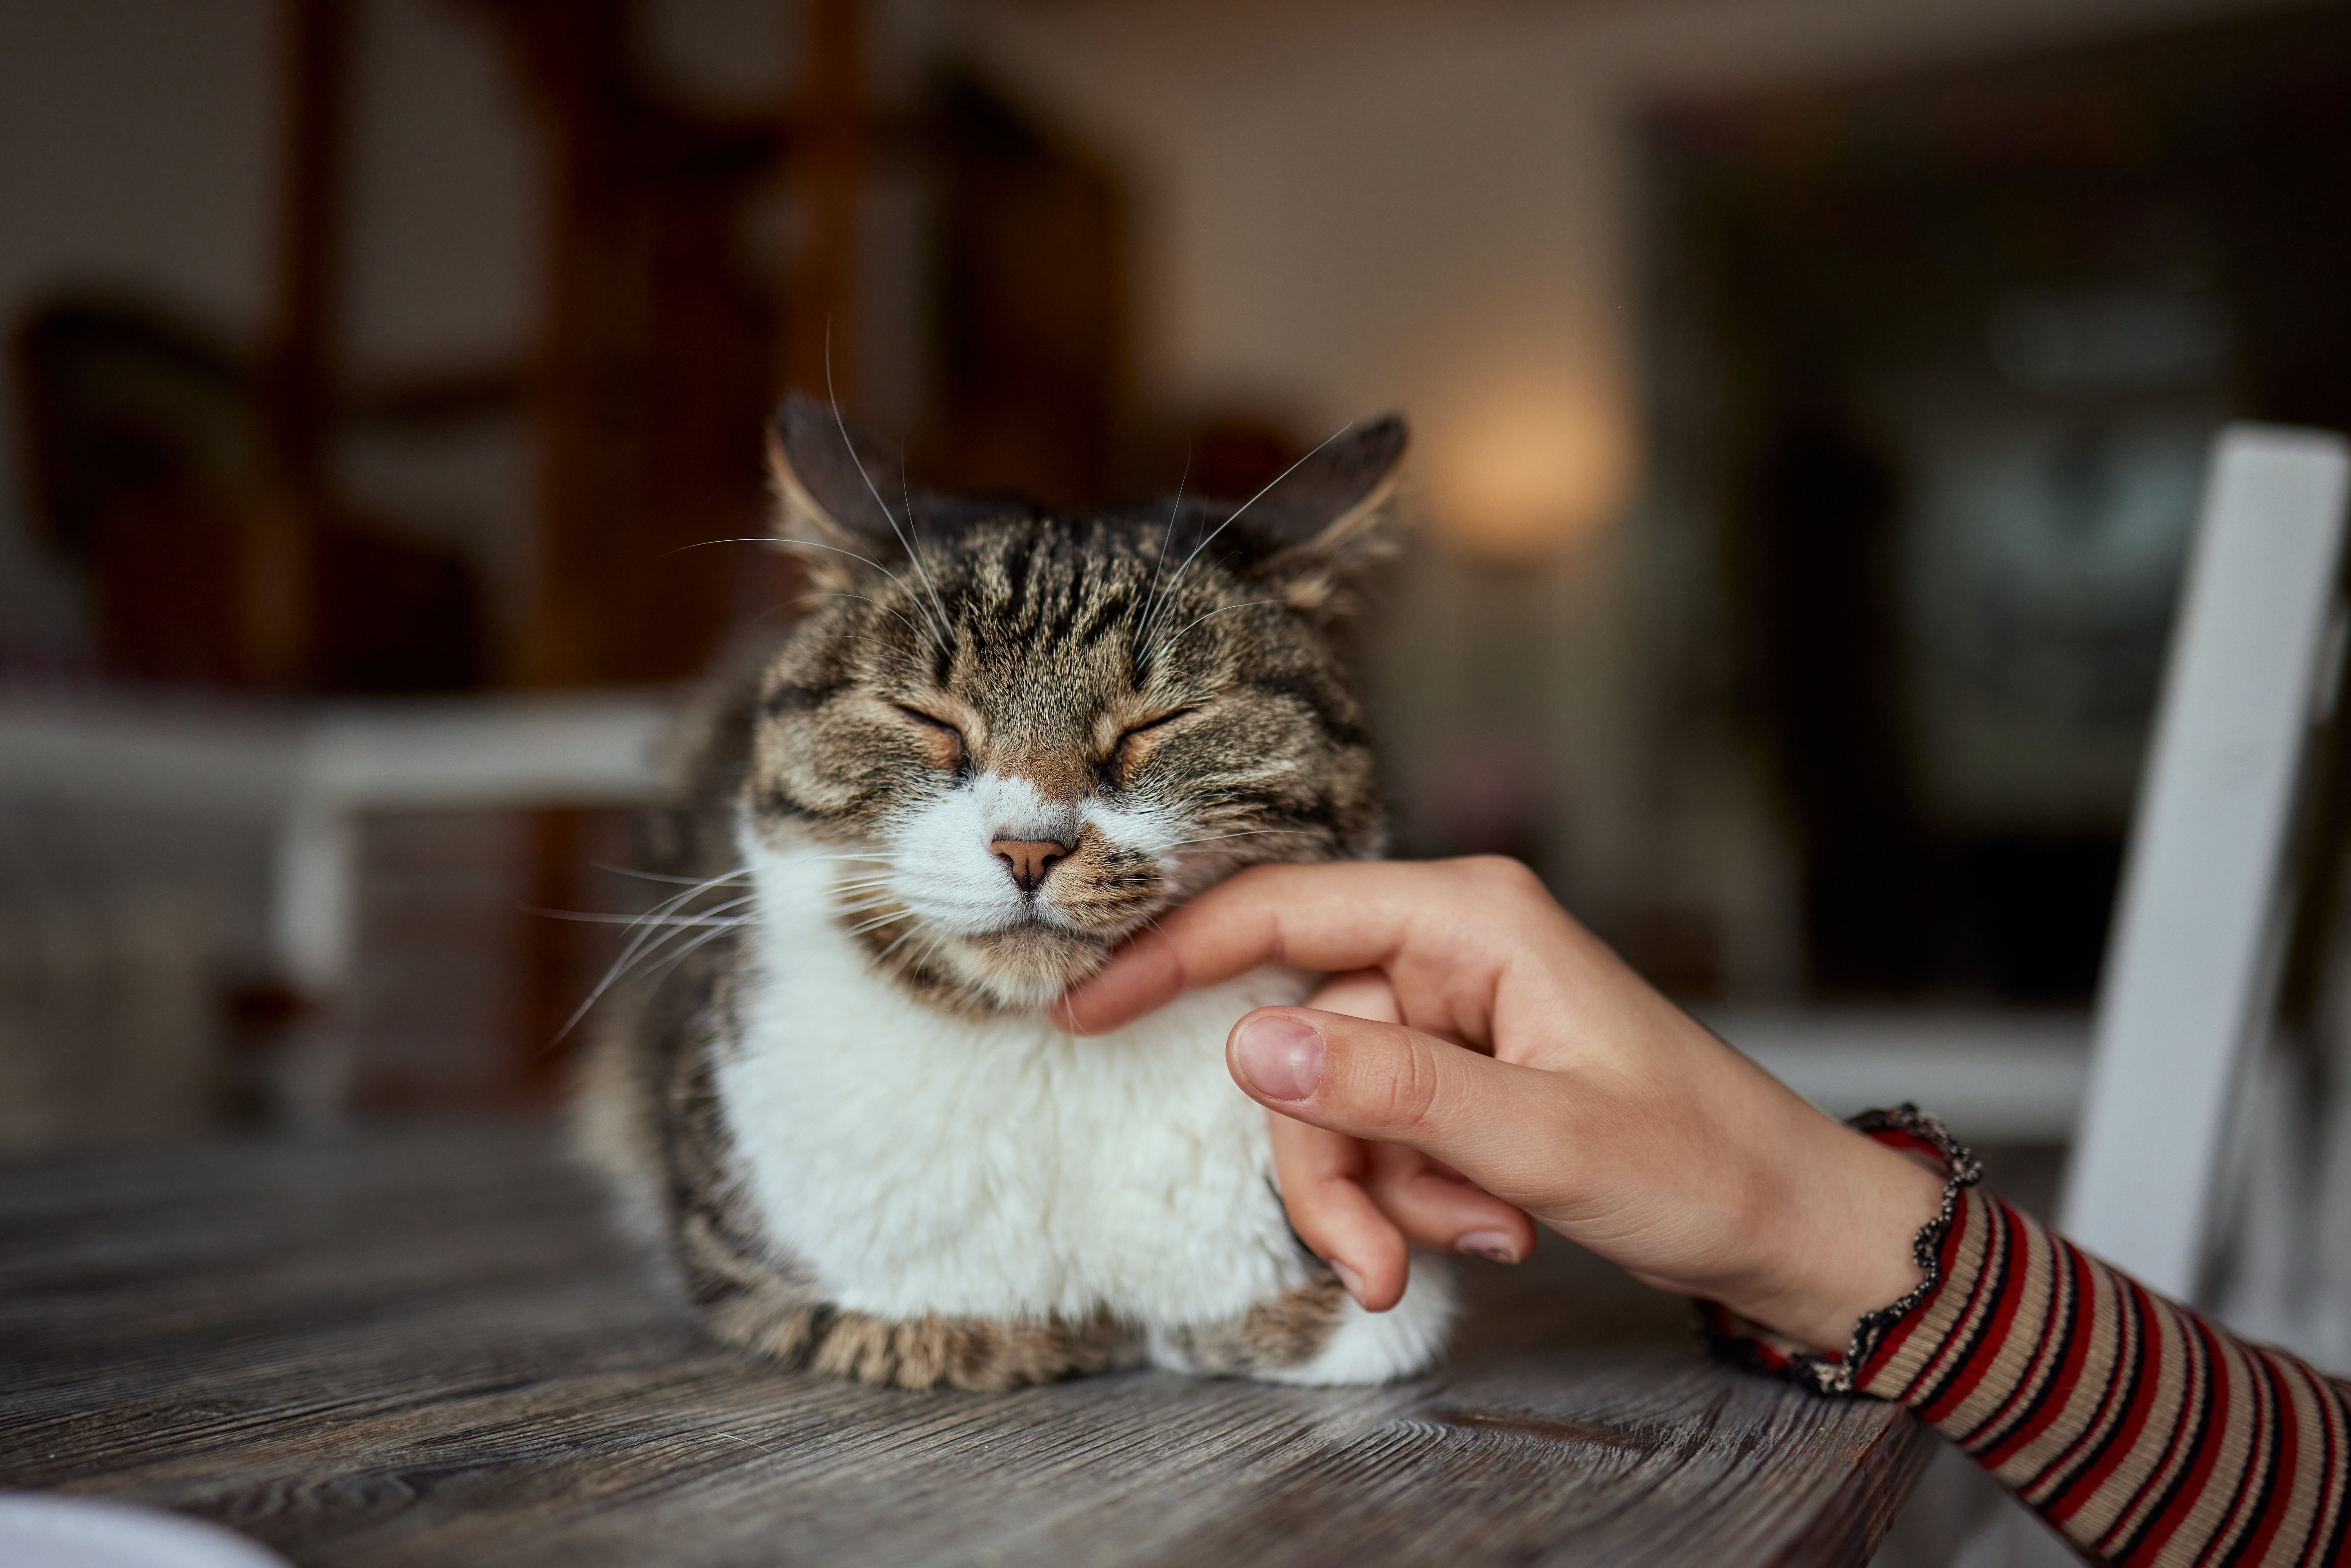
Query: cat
[{"left": 578, "top": 394, "right": 1454, "bottom": 1391}]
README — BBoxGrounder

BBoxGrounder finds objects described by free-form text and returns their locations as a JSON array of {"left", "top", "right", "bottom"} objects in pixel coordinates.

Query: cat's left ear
[
  {"left": 766, "top": 393, "right": 938, "bottom": 591},
  {"left": 1245, "top": 416, "right": 1408, "bottom": 618}
]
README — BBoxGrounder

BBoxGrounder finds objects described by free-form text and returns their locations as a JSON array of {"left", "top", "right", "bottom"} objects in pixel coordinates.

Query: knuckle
[{"left": 1457, "top": 853, "right": 1539, "bottom": 901}]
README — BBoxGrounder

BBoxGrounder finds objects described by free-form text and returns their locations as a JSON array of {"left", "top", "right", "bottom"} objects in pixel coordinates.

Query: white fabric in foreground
[{"left": 0, "top": 1494, "right": 290, "bottom": 1568}]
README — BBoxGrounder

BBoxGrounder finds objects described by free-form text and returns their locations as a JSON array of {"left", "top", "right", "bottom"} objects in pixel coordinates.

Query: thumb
[{"left": 1227, "top": 1007, "right": 1556, "bottom": 1202}]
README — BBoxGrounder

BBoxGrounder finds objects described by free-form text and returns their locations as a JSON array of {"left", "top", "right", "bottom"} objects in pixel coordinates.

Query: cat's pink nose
[{"left": 990, "top": 838, "right": 1072, "bottom": 894}]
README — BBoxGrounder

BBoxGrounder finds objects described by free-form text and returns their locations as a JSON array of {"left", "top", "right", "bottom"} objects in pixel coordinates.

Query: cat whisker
[
  {"left": 1153, "top": 599, "right": 1277, "bottom": 662},
  {"left": 699, "top": 535, "right": 946, "bottom": 660},
  {"left": 900, "top": 462, "right": 941, "bottom": 661},
  {"left": 648, "top": 867, "right": 757, "bottom": 904},
  {"left": 871, "top": 919, "right": 929, "bottom": 964},
  {"left": 652, "top": 888, "right": 761, "bottom": 917},
  {"left": 794, "top": 590, "right": 940, "bottom": 656},
  {"left": 613, "top": 879, "right": 759, "bottom": 959},
  {"left": 895, "top": 925, "right": 951, "bottom": 979},
  {"left": 542, "top": 889, "right": 759, "bottom": 927},
  {"left": 529, "top": 908, "right": 753, "bottom": 929},
  {"left": 602, "top": 894, "right": 761, "bottom": 939},
  {"left": 680, "top": 536, "right": 948, "bottom": 664},
  {"left": 1134, "top": 451, "right": 1191, "bottom": 658},
  {"left": 548, "top": 882, "right": 762, "bottom": 1041},
  {"left": 590, "top": 863, "right": 753, "bottom": 887},
  {"left": 824, "top": 894, "right": 900, "bottom": 918},
  {"left": 827, "top": 341, "right": 955, "bottom": 654},
  {"left": 1161, "top": 827, "right": 1291, "bottom": 848},
  {"left": 637, "top": 916, "right": 752, "bottom": 992},
  {"left": 604, "top": 897, "right": 769, "bottom": 1004},
  {"left": 705, "top": 883, "right": 890, "bottom": 918},
  {"left": 1136, "top": 421, "right": 1353, "bottom": 650},
  {"left": 844, "top": 908, "right": 917, "bottom": 938}
]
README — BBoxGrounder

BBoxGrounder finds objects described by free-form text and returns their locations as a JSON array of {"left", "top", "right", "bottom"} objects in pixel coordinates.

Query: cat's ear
[
  {"left": 1244, "top": 416, "right": 1408, "bottom": 618},
  {"left": 767, "top": 393, "right": 923, "bottom": 589}
]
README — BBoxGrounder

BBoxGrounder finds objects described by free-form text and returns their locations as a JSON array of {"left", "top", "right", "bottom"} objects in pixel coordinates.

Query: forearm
[
  {"left": 1711, "top": 1110, "right": 2351, "bottom": 1568},
  {"left": 1864, "top": 1188, "right": 2350, "bottom": 1567}
]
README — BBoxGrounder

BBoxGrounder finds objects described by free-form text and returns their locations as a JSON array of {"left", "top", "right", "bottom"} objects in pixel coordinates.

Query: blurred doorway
[{"left": 1648, "top": 3, "right": 2351, "bottom": 1002}]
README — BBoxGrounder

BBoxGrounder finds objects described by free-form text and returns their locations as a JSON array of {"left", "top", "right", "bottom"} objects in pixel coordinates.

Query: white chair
[
  {"left": 0, "top": 689, "right": 671, "bottom": 1129},
  {"left": 1970, "top": 422, "right": 2351, "bottom": 1566},
  {"left": 2061, "top": 422, "right": 2351, "bottom": 1299}
]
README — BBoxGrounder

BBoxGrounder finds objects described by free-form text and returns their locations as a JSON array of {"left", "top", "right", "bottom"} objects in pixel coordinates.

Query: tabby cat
[{"left": 579, "top": 394, "right": 1454, "bottom": 1391}]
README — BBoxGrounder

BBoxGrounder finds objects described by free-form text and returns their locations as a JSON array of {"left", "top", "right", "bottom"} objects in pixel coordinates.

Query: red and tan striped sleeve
[
  {"left": 1855, "top": 1183, "right": 2351, "bottom": 1567},
  {"left": 1705, "top": 1106, "right": 2351, "bottom": 1567}
]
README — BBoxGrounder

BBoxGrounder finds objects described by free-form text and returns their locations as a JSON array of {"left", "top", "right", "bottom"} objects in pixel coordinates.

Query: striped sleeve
[
  {"left": 1855, "top": 1184, "right": 2351, "bottom": 1567},
  {"left": 1703, "top": 1106, "right": 2351, "bottom": 1567}
]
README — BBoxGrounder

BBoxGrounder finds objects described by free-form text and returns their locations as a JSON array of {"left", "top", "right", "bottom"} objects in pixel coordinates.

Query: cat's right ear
[
  {"left": 1246, "top": 415, "right": 1409, "bottom": 619},
  {"left": 767, "top": 393, "right": 919, "bottom": 590}
]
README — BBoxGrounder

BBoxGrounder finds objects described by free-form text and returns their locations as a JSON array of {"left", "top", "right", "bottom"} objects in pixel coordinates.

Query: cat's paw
[
  {"left": 710, "top": 1295, "right": 1142, "bottom": 1391},
  {"left": 1253, "top": 1256, "right": 1456, "bottom": 1386},
  {"left": 1149, "top": 1257, "right": 1457, "bottom": 1385}
]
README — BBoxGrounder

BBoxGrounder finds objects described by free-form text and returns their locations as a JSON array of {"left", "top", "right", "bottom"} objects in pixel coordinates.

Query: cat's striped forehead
[
  {"left": 785, "top": 513, "right": 1266, "bottom": 729},
  {"left": 947, "top": 518, "right": 1162, "bottom": 678},
  {"left": 936, "top": 518, "right": 1225, "bottom": 713},
  {"left": 751, "top": 509, "right": 1372, "bottom": 824}
]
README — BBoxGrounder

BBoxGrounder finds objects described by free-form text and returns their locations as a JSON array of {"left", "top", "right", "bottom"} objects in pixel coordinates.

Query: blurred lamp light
[{"left": 1419, "top": 374, "right": 1636, "bottom": 562}]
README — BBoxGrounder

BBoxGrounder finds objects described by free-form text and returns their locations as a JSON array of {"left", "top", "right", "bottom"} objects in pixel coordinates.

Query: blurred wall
[
  {"left": 0, "top": 0, "right": 279, "bottom": 648},
  {"left": 0, "top": 1, "right": 279, "bottom": 359},
  {"left": 968, "top": 0, "right": 2329, "bottom": 996},
  {"left": 0, "top": 0, "right": 540, "bottom": 668},
  {"left": 2, "top": 0, "right": 2333, "bottom": 1017},
  {"left": 970, "top": 0, "right": 2308, "bottom": 426},
  {"left": 336, "top": 0, "right": 539, "bottom": 661}
]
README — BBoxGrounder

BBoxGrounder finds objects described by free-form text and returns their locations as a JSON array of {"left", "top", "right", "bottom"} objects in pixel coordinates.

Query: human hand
[
  {"left": 1053, "top": 858, "right": 1945, "bottom": 1354},
  {"left": 1274, "top": 966, "right": 1538, "bottom": 1304}
]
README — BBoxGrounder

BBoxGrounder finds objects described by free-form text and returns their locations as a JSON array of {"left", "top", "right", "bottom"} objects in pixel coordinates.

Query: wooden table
[{"left": 0, "top": 1125, "right": 1929, "bottom": 1566}]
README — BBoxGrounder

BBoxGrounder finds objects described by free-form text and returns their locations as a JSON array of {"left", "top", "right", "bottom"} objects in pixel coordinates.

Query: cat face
[{"left": 743, "top": 398, "right": 1405, "bottom": 1013}]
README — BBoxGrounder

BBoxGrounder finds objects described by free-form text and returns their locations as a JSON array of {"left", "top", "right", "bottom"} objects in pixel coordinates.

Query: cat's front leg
[
  {"left": 708, "top": 1291, "right": 1145, "bottom": 1392},
  {"left": 810, "top": 1307, "right": 1146, "bottom": 1391},
  {"left": 676, "top": 1207, "right": 1147, "bottom": 1391}
]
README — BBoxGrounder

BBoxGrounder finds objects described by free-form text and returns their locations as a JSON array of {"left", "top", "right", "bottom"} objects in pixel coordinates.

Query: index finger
[
  {"left": 1052, "top": 859, "right": 1527, "bottom": 1035},
  {"left": 1051, "top": 863, "right": 1393, "bottom": 1034}
]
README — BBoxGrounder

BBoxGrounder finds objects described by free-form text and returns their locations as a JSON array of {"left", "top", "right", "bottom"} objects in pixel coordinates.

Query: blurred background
[
  {"left": 5, "top": 1, "right": 2350, "bottom": 1557},
  {"left": 7, "top": 0, "right": 2351, "bottom": 1140}
]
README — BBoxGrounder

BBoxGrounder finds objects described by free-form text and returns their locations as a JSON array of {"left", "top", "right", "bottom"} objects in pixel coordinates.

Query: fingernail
[
  {"left": 1455, "top": 1231, "right": 1520, "bottom": 1264},
  {"left": 1330, "top": 1259, "right": 1366, "bottom": 1303},
  {"left": 1235, "top": 1015, "right": 1323, "bottom": 1100}
]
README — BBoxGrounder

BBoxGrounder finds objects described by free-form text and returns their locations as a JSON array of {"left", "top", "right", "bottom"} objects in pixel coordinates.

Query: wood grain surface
[{"left": 0, "top": 1126, "right": 1928, "bottom": 1566}]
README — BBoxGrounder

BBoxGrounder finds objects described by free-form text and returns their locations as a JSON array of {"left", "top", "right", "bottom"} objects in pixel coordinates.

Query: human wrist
[{"left": 1719, "top": 1115, "right": 1946, "bottom": 1354}]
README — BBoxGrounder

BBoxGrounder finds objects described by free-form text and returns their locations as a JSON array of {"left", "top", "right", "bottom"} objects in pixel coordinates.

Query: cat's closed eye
[
  {"left": 1103, "top": 709, "right": 1196, "bottom": 788},
  {"left": 892, "top": 704, "right": 966, "bottom": 770}
]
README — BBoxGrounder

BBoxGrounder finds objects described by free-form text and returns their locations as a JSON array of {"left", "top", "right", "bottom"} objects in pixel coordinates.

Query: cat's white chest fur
[{"left": 720, "top": 840, "right": 1317, "bottom": 1328}]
